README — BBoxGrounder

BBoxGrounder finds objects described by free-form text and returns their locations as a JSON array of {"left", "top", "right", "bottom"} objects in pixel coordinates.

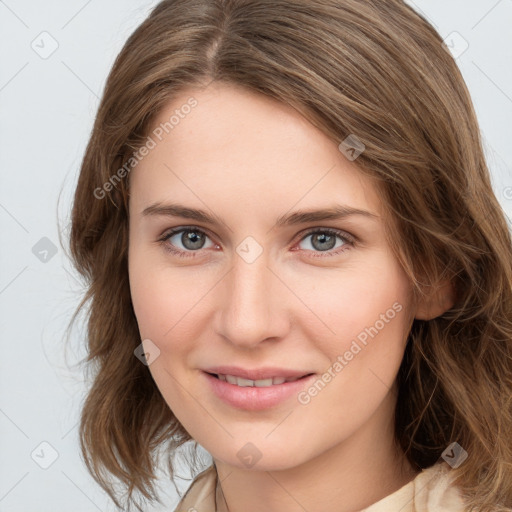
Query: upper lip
[{"left": 203, "top": 366, "right": 313, "bottom": 380}]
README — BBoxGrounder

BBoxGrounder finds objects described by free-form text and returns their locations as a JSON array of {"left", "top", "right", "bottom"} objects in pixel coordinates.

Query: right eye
[{"left": 158, "top": 227, "right": 217, "bottom": 257}]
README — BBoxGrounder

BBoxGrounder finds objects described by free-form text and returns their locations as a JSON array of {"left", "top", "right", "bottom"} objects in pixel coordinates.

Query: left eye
[
  {"left": 297, "top": 229, "right": 351, "bottom": 253},
  {"left": 158, "top": 227, "right": 354, "bottom": 258}
]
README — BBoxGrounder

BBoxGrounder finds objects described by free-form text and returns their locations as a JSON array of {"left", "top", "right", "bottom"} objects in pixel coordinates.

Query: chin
[{"left": 212, "top": 445, "right": 311, "bottom": 472}]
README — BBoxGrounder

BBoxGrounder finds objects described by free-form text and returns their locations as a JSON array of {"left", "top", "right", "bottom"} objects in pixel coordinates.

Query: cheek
[
  {"left": 300, "top": 256, "right": 411, "bottom": 355},
  {"left": 128, "top": 247, "right": 215, "bottom": 355},
  {"left": 295, "top": 263, "right": 411, "bottom": 429},
  {"left": 129, "top": 251, "right": 166, "bottom": 337},
  {"left": 130, "top": 270, "right": 193, "bottom": 341},
  {"left": 128, "top": 253, "right": 202, "bottom": 405}
]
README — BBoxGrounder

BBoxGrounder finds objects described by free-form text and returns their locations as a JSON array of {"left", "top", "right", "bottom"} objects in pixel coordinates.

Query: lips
[{"left": 203, "top": 370, "right": 316, "bottom": 411}]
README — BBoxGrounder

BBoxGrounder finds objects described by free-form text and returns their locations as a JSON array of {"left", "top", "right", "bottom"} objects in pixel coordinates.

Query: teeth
[
  {"left": 236, "top": 377, "right": 255, "bottom": 387},
  {"left": 218, "top": 374, "right": 303, "bottom": 387},
  {"left": 225, "top": 375, "right": 238, "bottom": 385},
  {"left": 255, "top": 378, "right": 275, "bottom": 387}
]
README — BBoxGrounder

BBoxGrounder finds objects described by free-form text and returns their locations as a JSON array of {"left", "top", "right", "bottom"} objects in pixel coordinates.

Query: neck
[{"left": 214, "top": 390, "right": 419, "bottom": 512}]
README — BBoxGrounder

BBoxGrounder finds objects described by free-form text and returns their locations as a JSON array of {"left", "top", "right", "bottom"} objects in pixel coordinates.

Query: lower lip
[{"left": 203, "top": 371, "right": 316, "bottom": 411}]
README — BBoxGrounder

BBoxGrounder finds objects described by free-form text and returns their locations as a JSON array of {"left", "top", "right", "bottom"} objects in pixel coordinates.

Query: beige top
[{"left": 173, "top": 462, "right": 467, "bottom": 512}]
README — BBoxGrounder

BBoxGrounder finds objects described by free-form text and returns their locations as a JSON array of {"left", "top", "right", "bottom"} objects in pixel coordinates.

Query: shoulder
[
  {"left": 172, "top": 464, "right": 217, "bottom": 512},
  {"left": 363, "top": 463, "right": 467, "bottom": 512},
  {"left": 412, "top": 463, "right": 467, "bottom": 511},
  {"left": 174, "top": 462, "right": 470, "bottom": 512}
]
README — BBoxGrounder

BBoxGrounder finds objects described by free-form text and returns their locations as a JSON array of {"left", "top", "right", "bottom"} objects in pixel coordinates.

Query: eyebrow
[{"left": 141, "top": 202, "right": 379, "bottom": 227}]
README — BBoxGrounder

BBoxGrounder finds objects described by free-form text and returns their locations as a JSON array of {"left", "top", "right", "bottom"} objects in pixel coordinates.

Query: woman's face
[{"left": 128, "top": 82, "right": 416, "bottom": 470}]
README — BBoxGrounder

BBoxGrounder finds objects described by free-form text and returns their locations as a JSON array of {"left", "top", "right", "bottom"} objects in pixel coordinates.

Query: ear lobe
[{"left": 414, "top": 279, "right": 456, "bottom": 321}]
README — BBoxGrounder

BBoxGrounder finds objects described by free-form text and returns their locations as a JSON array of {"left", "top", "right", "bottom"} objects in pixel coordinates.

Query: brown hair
[{"left": 67, "top": 0, "right": 512, "bottom": 510}]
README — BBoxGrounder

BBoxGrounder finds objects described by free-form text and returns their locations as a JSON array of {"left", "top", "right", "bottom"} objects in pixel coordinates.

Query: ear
[{"left": 414, "top": 278, "right": 456, "bottom": 321}]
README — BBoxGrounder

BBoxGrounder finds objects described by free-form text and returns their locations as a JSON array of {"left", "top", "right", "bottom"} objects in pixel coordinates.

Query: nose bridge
[{"left": 216, "top": 245, "right": 286, "bottom": 347}]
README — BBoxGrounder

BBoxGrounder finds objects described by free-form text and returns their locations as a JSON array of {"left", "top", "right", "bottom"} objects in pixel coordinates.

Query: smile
[
  {"left": 203, "top": 371, "right": 316, "bottom": 411},
  {"left": 212, "top": 373, "right": 306, "bottom": 387}
]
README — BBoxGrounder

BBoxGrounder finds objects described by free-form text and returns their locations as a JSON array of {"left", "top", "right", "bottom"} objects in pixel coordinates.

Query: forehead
[{"left": 129, "top": 82, "right": 384, "bottom": 220}]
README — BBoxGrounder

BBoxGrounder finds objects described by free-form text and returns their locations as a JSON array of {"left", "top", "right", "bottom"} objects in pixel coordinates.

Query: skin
[{"left": 127, "top": 82, "right": 454, "bottom": 512}]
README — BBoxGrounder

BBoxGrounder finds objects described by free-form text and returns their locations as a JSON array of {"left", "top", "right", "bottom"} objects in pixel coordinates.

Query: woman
[{"left": 68, "top": 1, "right": 512, "bottom": 510}]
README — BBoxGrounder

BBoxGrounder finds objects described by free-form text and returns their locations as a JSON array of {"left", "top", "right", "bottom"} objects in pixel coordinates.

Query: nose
[{"left": 214, "top": 249, "right": 290, "bottom": 349}]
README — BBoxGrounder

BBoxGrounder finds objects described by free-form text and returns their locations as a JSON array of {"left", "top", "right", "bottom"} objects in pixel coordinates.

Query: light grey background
[{"left": 1, "top": 1, "right": 511, "bottom": 511}]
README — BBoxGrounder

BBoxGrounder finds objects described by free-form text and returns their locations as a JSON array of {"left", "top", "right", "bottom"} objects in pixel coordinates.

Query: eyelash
[{"left": 157, "top": 226, "right": 356, "bottom": 259}]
